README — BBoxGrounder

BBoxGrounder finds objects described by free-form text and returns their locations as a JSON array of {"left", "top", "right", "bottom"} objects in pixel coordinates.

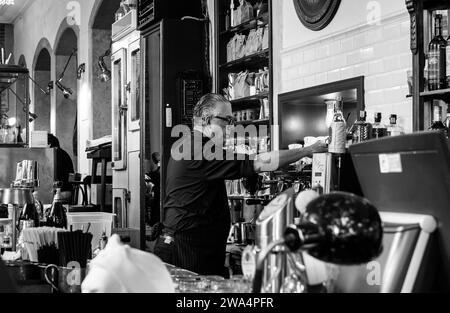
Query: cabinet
[
  {"left": 140, "top": 19, "right": 206, "bottom": 231},
  {"left": 214, "top": 0, "right": 273, "bottom": 152},
  {"left": 111, "top": 17, "right": 142, "bottom": 247},
  {"left": 406, "top": 0, "right": 450, "bottom": 130}
]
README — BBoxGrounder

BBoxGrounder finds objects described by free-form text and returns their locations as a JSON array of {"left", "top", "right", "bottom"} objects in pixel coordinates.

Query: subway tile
[
  {"left": 327, "top": 69, "right": 341, "bottom": 83},
  {"left": 315, "top": 72, "right": 328, "bottom": 85},
  {"left": 353, "top": 63, "right": 369, "bottom": 77},
  {"left": 303, "top": 75, "right": 317, "bottom": 88},
  {"left": 346, "top": 51, "right": 362, "bottom": 65},
  {"left": 383, "top": 23, "right": 402, "bottom": 40},
  {"left": 366, "top": 90, "right": 385, "bottom": 106},
  {"left": 286, "top": 67, "right": 299, "bottom": 80},
  {"left": 340, "top": 66, "right": 354, "bottom": 80},
  {"left": 292, "top": 51, "right": 304, "bottom": 66},
  {"left": 282, "top": 55, "right": 293, "bottom": 69},
  {"left": 329, "top": 40, "right": 343, "bottom": 55},
  {"left": 365, "top": 76, "right": 378, "bottom": 91},
  {"left": 366, "top": 28, "right": 384, "bottom": 45},
  {"left": 353, "top": 33, "right": 368, "bottom": 49},
  {"left": 304, "top": 48, "right": 316, "bottom": 62},
  {"left": 315, "top": 43, "right": 331, "bottom": 59},
  {"left": 360, "top": 47, "right": 375, "bottom": 61},
  {"left": 310, "top": 60, "right": 322, "bottom": 74},
  {"left": 340, "top": 37, "right": 354, "bottom": 52},
  {"left": 368, "top": 59, "right": 384, "bottom": 75},
  {"left": 383, "top": 55, "right": 402, "bottom": 71}
]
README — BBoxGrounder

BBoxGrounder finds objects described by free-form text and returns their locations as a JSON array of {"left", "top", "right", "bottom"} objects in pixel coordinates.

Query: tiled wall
[{"left": 279, "top": 13, "right": 413, "bottom": 133}]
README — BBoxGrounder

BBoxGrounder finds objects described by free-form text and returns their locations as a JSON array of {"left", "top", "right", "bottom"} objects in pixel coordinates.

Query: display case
[
  {"left": 0, "top": 65, "right": 30, "bottom": 147},
  {"left": 406, "top": 0, "right": 450, "bottom": 130}
]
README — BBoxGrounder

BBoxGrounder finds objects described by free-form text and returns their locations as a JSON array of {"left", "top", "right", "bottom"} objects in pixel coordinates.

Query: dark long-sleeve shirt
[{"left": 163, "top": 131, "right": 256, "bottom": 233}]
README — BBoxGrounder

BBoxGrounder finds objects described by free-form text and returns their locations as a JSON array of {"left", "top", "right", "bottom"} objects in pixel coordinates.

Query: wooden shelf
[
  {"left": 220, "top": 49, "right": 269, "bottom": 70},
  {"left": 230, "top": 92, "right": 269, "bottom": 104},
  {"left": 420, "top": 88, "right": 450, "bottom": 101},
  {"left": 236, "top": 118, "right": 270, "bottom": 126},
  {"left": 220, "top": 12, "right": 269, "bottom": 36},
  {"left": 0, "top": 143, "right": 27, "bottom": 148}
]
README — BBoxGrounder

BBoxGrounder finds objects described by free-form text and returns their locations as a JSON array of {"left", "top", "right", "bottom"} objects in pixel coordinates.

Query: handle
[{"left": 44, "top": 264, "right": 59, "bottom": 293}]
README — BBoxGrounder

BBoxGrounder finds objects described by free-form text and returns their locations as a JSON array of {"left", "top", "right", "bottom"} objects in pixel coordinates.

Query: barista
[{"left": 154, "top": 94, "right": 327, "bottom": 277}]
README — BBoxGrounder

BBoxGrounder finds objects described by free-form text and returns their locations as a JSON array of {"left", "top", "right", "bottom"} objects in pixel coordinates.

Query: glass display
[{"left": 112, "top": 49, "right": 127, "bottom": 170}]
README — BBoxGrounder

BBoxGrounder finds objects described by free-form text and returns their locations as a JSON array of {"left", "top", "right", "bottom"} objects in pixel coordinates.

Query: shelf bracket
[{"left": 405, "top": 0, "right": 418, "bottom": 55}]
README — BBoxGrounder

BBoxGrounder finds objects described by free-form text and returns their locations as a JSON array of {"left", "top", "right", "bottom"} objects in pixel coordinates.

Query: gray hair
[{"left": 193, "top": 93, "right": 229, "bottom": 121}]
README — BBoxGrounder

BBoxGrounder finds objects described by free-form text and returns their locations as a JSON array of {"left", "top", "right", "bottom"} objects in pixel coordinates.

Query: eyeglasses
[{"left": 211, "top": 115, "right": 236, "bottom": 126}]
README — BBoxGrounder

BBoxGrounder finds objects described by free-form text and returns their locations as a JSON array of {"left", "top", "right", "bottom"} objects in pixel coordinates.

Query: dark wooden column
[{"left": 406, "top": 0, "right": 425, "bottom": 131}]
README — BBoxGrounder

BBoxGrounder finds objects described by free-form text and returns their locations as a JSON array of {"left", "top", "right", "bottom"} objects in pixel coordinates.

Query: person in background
[
  {"left": 154, "top": 93, "right": 328, "bottom": 277},
  {"left": 48, "top": 134, "right": 75, "bottom": 201}
]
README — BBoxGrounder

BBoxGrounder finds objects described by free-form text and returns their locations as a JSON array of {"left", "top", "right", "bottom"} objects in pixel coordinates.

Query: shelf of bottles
[
  {"left": 0, "top": 65, "right": 30, "bottom": 147},
  {"left": 421, "top": 8, "right": 450, "bottom": 133},
  {"left": 217, "top": 0, "right": 272, "bottom": 154}
]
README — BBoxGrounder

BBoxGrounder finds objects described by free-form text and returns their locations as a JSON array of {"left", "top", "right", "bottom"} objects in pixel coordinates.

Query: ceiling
[{"left": 0, "top": 0, "right": 32, "bottom": 23}]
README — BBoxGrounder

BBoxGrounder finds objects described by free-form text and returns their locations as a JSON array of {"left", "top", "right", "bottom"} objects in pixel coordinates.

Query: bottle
[
  {"left": 352, "top": 111, "right": 373, "bottom": 144},
  {"left": 446, "top": 31, "right": 450, "bottom": 88},
  {"left": 444, "top": 105, "right": 450, "bottom": 137},
  {"left": 328, "top": 97, "right": 346, "bottom": 154},
  {"left": 387, "top": 115, "right": 404, "bottom": 137},
  {"left": 16, "top": 125, "right": 23, "bottom": 143},
  {"left": 47, "top": 183, "right": 67, "bottom": 229},
  {"left": 372, "top": 113, "right": 388, "bottom": 139},
  {"left": 230, "top": 0, "right": 235, "bottom": 27},
  {"left": 429, "top": 104, "right": 447, "bottom": 134},
  {"left": 225, "top": 10, "right": 231, "bottom": 30},
  {"left": 428, "top": 14, "right": 447, "bottom": 91}
]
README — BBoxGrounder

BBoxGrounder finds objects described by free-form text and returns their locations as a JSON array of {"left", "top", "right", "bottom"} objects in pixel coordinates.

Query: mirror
[{"left": 278, "top": 76, "right": 365, "bottom": 149}]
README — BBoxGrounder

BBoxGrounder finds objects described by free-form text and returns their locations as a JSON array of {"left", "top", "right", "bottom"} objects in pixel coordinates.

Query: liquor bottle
[
  {"left": 429, "top": 104, "right": 447, "bottom": 134},
  {"left": 444, "top": 105, "right": 450, "bottom": 137},
  {"left": 47, "top": 183, "right": 67, "bottom": 229},
  {"left": 428, "top": 14, "right": 447, "bottom": 91},
  {"left": 372, "top": 113, "right": 388, "bottom": 139},
  {"left": 225, "top": 10, "right": 231, "bottom": 30},
  {"left": 328, "top": 97, "right": 346, "bottom": 154},
  {"left": 352, "top": 111, "right": 373, "bottom": 144},
  {"left": 446, "top": 32, "right": 450, "bottom": 88},
  {"left": 387, "top": 115, "right": 404, "bottom": 137}
]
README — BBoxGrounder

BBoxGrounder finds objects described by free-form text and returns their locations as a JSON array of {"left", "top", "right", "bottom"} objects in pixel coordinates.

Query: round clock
[{"left": 293, "top": 0, "right": 341, "bottom": 31}]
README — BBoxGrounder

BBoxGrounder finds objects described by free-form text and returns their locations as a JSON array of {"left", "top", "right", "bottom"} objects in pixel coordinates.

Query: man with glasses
[{"left": 154, "top": 93, "right": 327, "bottom": 277}]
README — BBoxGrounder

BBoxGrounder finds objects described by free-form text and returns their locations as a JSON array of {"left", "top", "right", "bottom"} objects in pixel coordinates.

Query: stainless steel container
[{"left": 255, "top": 188, "right": 296, "bottom": 293}]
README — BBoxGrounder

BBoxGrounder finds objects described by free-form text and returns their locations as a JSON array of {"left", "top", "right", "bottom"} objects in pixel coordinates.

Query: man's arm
[{"left": 253, "top": 141, "right": 328, "bottom": 173}]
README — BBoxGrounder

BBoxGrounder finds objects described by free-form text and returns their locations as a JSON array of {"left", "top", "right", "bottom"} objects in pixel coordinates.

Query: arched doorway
[
  {"left": 33, "top": 47, "right": 51, "bottom": 132},
  {"left": 89, "top": 0, "right": 121, "bottom": 139},
  {"left": 15, "top": 55, "right": 28, "bottom": 130},
  {"left": 54, "top": 26, "right": 78, "bottom": 170}
]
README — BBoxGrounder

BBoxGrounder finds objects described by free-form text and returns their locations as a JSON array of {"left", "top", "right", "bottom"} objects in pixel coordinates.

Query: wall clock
[{"left": 293, "top": 0, "right": 341, "bottom": 31}]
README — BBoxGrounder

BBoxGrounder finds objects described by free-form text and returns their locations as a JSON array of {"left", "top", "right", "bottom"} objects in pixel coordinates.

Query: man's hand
[{"left": 309, "top": 140, "right": 328, "bottom": 155}]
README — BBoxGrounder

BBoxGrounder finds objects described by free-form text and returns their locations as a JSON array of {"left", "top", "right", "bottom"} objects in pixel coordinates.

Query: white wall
[
  {"left": 273, "top": 0, "right": 412, "bottom": 149},
  {"left": 14, "top": 0, "right": 102, "bottom": 175}
]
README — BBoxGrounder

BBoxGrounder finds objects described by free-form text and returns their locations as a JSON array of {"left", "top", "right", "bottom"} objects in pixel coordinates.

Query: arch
[
  {"left": 89, "top": 0, "right": 122, "bottom": 29},
  {"left": 16, "top": 55, "right": 28, "bottom": 128},
  {"left": 53, "top": 18, "right": 79, "bottom": 56},
  {"left": 89, "top": 0, "right": 121, "bottom": 139},
  {"left": 32, "top": 37, "right": 53, "bottom": 72},
  {"left": 54, "top": 19, "right": 79, "bottom": 171},
  {"left": 18, "top": 55, "right": 27, "bottom": 68},
  {"left": 33, "top": 48, "right": 51, "bottom": 132}
]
